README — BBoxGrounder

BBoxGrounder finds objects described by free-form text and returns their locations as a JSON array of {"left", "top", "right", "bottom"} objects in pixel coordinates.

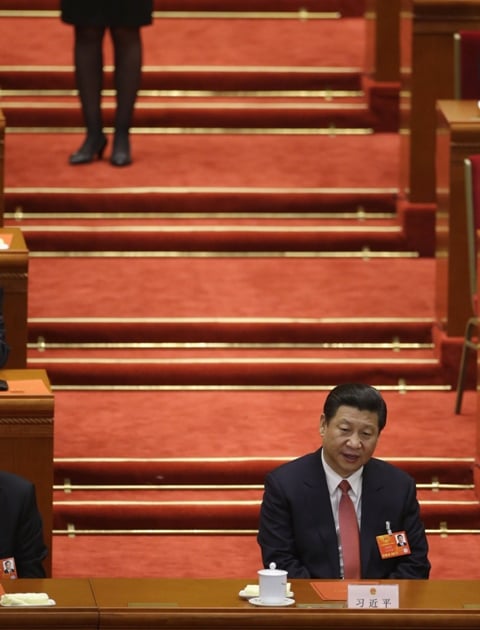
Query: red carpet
[
  {"left": 51, "top": 534, "right": 480, "bottom": 580},
  {"left": 27, "top": 258, "right": 434, "bottom": 319},
  {"left": 5, "top": 133, "right": 400, "bottom": 191},
  {"left": 51, "top": 390, "right": 475, "bottom": 461},
  {"left": 0, "top": 16, "right": 365, "bottom": 73}
]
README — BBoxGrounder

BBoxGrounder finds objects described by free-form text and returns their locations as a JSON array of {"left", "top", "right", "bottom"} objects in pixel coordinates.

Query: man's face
[{"left": 319, "top": 404, "right": 380, "bottom": 477}]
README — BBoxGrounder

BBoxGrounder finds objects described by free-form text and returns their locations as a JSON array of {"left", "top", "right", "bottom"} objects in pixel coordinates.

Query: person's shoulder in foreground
[
  {"left": 0, "top": 470, "right": 48, "bottom": 577},
  {"left": 257, "top": 382, "right": 431, "bottom": 580}
]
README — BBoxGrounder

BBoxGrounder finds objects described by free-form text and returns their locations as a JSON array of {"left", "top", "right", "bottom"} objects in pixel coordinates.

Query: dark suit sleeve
[
  {"left": 15, "top": 482, "right": 48, "bottom": 578},
  {"left": 257, "top": 472, "right": 311, "bottom": 578},
  {"left": 387, "top": 475, "right": 430, "bottom": 579}
]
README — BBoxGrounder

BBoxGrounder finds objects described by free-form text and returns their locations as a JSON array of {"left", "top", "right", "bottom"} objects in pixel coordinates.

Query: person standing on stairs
[
  {"left": 257, "top": 383, "right": 431, "bottom": 579},
  {"left": 60, "top": 0, "right": 153, "bottom": 166}
]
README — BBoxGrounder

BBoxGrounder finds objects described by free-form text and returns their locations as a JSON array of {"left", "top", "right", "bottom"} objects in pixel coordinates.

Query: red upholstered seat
[{"left": 454, "top": 31, "right": 480, "bottom": 99}]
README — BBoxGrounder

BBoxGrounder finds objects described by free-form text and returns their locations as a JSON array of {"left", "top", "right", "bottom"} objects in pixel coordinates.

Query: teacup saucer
[
  {"left": 239, "top": 588, "right": 294, "bottom": 599},
  {"left": 248, "top": 597, "right": 295, "bottom": 607}
]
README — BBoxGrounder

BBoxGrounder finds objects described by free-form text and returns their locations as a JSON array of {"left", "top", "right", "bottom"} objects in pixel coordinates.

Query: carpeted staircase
[{"left": 1, "top": 0, "right": 479, "bottom": 579}]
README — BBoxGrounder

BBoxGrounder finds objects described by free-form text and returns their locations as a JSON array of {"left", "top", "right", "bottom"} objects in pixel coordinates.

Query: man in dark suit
[
  {"left": 257, "top": 383, "right": 430, "bottom": 579},
  {"left": 0, "top": 471, "right": 48, "bottom": 577}
]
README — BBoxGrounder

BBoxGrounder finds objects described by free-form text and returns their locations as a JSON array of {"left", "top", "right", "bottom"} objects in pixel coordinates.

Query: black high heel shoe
[
  {"left": 110, "top": 134, "right": 132, "bottom": 167},
  {"left": 69, "top": 134, "right": 107, "bottom": 165}
]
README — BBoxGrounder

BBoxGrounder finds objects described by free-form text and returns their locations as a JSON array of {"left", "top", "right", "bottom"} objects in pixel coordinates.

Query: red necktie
[{"left": 338, "top": 479, "right": 361, "bottom": 579}]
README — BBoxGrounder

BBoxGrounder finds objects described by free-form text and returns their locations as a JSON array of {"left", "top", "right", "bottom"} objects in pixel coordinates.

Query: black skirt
[{"left": 60, "top": 0, "right": 153, "bottom": 27}]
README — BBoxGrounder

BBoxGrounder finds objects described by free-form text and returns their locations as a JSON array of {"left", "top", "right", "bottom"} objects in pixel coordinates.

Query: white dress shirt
[{"left": 321, "top": 450, "right": 363, "bottom": 577}]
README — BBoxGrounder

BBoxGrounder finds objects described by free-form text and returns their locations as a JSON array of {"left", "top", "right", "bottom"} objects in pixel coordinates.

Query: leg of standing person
[
  {"left": 109, "top": 26, "right": 143, "bottom": 166},
  {"left": 69, "top": 25, "right": 108, "bottom": 165}
]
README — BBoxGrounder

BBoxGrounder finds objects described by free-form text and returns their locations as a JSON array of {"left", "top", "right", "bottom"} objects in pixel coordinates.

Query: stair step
[
  {"left": 2, "top": 95, "right": 388, "bottom": 131},
  {"left": 53, "top": 488, "right": 476, "bottom": 504},
  {"left": 52, "top": 456, "right": 475, "bottom": 488},
  {"left": 1, "top": 66, "right": 366, "bottom": 93},
  {"left": 26, "top": 256, "right": 436, "bottom": 319},
  {"left": 26, "top": 352, "right": 447, "bottom": 388},
  {"left": 28, "top": 317, "right": 434, "bottom": 345},
  {"left": 5, "top": 188, "right": 399, "bottom": 217},
  {"left": 0, "top": 16, "right": 366, "bottom": 90},
  {"left": 0, "top": 0, "right": 366, "bottom": 15},
  {"left": 51, "top": 495, "right": 480, "bottom": 532},
  {"left": 4, "top": 132, "right": 401, "bottom": 216},
  {"left": 29, "top": 346, "right": 438, "bottom": 359},
  {"left": 16, "top": 219, "right": 414, "bottom": 253}
]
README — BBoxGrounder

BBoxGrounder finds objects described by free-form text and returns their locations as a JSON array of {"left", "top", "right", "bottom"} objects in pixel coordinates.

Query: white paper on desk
[
  {"left": 347, "top": 584, "right": 399, "bottom": 609},
  {"left": 0, "top": 593, "right": 55, "bottom": 607}
]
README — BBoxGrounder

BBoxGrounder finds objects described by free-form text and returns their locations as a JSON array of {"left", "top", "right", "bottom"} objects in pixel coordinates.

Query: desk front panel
[
  {"left": 91, "top": 578, "right": 480, "bottom": 630},
  {"left": 0, "top": 579, "right": 479, "bottom": 630}
]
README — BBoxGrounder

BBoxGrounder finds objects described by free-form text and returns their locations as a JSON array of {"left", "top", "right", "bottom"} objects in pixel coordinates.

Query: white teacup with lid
[{"left": 258, "top": 562, "right": 288, "bottom": 604}]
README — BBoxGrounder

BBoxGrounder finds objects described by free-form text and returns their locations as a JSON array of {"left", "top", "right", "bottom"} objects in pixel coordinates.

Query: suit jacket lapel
[{"left": 360, "top": 460, "right": 383, "bottom": 574}]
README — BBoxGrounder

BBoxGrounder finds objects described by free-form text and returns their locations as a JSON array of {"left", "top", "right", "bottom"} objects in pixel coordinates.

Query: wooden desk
[
  {"left": 400, "top": 0, "right": 480, "bottom": 204},
  {"left": 435, "top": 99, "right": 480, "bottom": 335},
  {"left": 0, "top": 227, "right": 28, "bottom": 368},
  {"left": 0, "top": 578, "right": 98, "bottom": 629},
  {"left": 90, "top": 578, "right": 480, "bottom": 630},
  {"left": 0, "top": 579, "right": 479, "bottom": 629},
  {"left": 0, "top": 370, "right": 54, "bottom": 577}
]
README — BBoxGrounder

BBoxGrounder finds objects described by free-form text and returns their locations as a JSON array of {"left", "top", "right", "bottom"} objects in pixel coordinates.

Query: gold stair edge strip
[
  {"left": 7, "top": 213, "right": 398, "bottom": 222},
  {"left": 54, "top": 499, "right": 262, "bottom": 506},
  {"left": 6, "top": 187, "right": 399, "bottom": 196},
  {"left": 52, "top": 528, "right": 480, "bottom": 536},
  {"left": 28, "top": 356, "right": 439, "bottom": 365},
  {"left": 0, "top": 10, "right": 342, "bottom": 20},
  {"left": 52, "top": 499, "right": 479, "bottom": 507},
  {"left": 53, "top": 456, "right": 472, "bottom": 463},
  {"left": 53, "top": 483, "right": 473, "bottom": 492},
  {"left": 19, "top": 225, "right": 403, "bottom": 234},
  {"left": 0, "top": 64, "right": 363, "bottom": 73},
  {"left": 28, "top": 251, "right": 419, "bottom": 259},
  {"left": 28, "top": 341, "right": 435, "bottom": 353},
  {"left": 6, "top": 127, "right": 374, "bottom": 136},
  {"left": 55, "top": 484, "right": 263, "bottom": 491},
  {"left": 28, "top": 315, "right": 434, "bottom": 323},
  {"left": 0, "top": 89, "right": 364, "bottom": 98},
  {"left": 29, "top": 342, "right": 433, "bottom": 350},
  {"left": 1, "top": 101, "right": 369, "bottom": 112},
  {"left": 52, "top": 529, "right": 259, "bottom": 535},
  {"left": 50, "top": 384, "right": 454, "bottom": 393}
]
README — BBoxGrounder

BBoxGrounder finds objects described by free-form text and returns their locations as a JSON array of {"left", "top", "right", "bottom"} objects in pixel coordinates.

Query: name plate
[{"left": 347, "top": 584, "right": 399, "bottom": 609}]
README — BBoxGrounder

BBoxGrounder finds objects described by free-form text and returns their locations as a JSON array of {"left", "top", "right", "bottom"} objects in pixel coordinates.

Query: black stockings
[
  {"left": 111, "top": 26, "right": 142, "bottom": 140},
  {"left": 74, "top": 25, "right": 105, "bottom": 141},
  {"left": 73, "top": 24, "right": 142, "bottom": 143}
]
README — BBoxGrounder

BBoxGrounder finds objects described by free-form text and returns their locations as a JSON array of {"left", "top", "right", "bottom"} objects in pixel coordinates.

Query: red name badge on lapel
[
  {"left": 1, "top": 557, "right": 17, "bottom": 579},
  {"left": 376, "top": 531, "right": 411, "bottom": 559}
]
